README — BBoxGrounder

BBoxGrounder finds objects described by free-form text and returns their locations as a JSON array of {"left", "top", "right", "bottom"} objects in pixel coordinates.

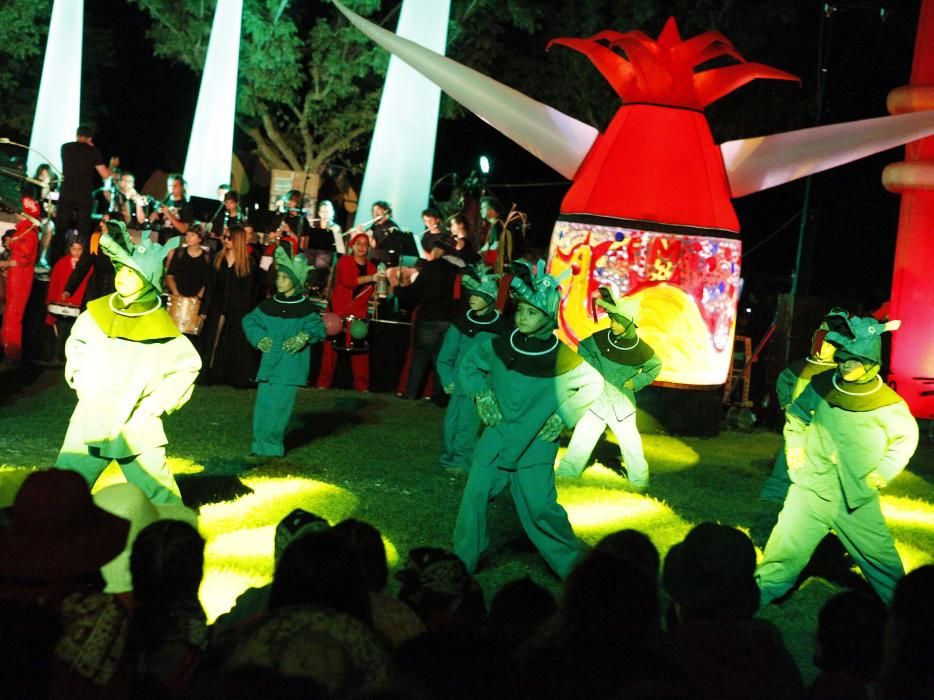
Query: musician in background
[
  {"left": 104, "top": 171, "right": 148, "bottom": 229},
  {"left": 394, "top": 236, "right": 461, "bottom": 402},
  {"left": 154, "top": 174, "right": 193, "bottom": 243},
  {"left": 275, "top": 189, "right": 305, "bottom": 239},
  {"left": 316, "top": 232, "right": 385, "bottom": 392},
  {"left": 209, "top": 190, "right": 245, "bottom": 252},
  {"left": 368, "top": 200, "right": 399, "bottom": 250},
  {"left": 478, "top": 196, "right": 505, "bottom": 268},
  {"left": 221, "top": 191, "right": 244, "bottom": 231},
  {"left": 0, "top": 197, "right": 40, "bottom": 362},
  {"left": 448, "top": 214, "right": 481, "bottom": 265},
  {"left": 166, "top": 224, "right": 212, "bottom": 339},
  {"left": 52, "top": 125, "right": 115, "bottom": 264},
  {"left": 419, "top": 208, "right": 450, "bottom": 259},
  {"left": 44, "top": 239, "right": 90, "bottom": 365},
  {"left": 317, "top": 199, "right": 345, "bottom": 254},
  {"left": 30, "top": 164, "right": 57, "bottom": 269}
]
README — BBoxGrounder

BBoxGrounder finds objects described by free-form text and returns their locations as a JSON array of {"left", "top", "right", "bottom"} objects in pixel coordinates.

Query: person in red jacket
[
  {"left": 316, "top": 232, "right": 384, "bottom": 391},
  {"left": 0, "top": 197, "right": 40, "bottom": 362},
  {"left": 44, "top": 239, "right": 91, "bottom": 364}
]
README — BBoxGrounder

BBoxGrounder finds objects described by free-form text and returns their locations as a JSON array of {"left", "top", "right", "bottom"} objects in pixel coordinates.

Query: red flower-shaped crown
[{"left": 548, "top": 18, "right": 797, "bottom": 110}]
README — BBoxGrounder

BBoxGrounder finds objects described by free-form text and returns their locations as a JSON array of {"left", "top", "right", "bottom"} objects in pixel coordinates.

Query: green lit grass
[{"left": 1, "top": 366, "right": 933, "bottom": 682}]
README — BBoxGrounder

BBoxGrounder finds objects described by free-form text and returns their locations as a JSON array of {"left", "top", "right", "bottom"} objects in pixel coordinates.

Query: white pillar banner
[
  {"left": 184, "top": 0, "right": 243, "bottom": 200},
  {"left": 27, "top": 0, "right": 83, "bottom": 177},
  {"left": 357, "top": 0, "right": 452, "bottom": 238}
]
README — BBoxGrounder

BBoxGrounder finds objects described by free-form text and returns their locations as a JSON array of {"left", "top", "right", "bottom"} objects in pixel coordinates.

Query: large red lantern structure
[{"left": 335, "top": 1, "right": 934, "bottom": 395}]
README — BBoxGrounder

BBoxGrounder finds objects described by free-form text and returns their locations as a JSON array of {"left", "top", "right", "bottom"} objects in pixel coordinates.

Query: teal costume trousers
[
  {"left": 251, "top": 382, "right": 298, "bottom": 457},
  {"left": 759, "top": 448, "right": 791, "bottom": 502},
  {"left": 756, "top": 483, "right": 904, "bottom": 605},
  {"left": 453, "top": 457, "right": 583, "bottom": 579},
  {"left": 441, "top": 394, "right": 483, "bottom": 472}
]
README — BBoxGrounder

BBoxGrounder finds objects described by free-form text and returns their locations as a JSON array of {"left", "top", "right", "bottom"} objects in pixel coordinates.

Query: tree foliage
[
  {"left": 0, "top": 1, "right": 54, "bottom": 135},
  {"left": 15, "top": 0, "right": 808, "bottom": 183},
  {"left": 129, "top": 0, "right": 390, "bottom": 176},
  {"left": 0, "top": 0, "right": 114, "bottom": 142}
]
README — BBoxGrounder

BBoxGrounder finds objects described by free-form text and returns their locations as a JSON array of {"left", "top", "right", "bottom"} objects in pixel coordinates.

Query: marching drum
[
  {"left": 329, "top": 314, "right": 369, "bottom": 353},
  {"left": 167, "top": 295, "right": 204, "bottom": 336},
  {"left": 47, "top": 303, "right": 81, "bottom": 319}
]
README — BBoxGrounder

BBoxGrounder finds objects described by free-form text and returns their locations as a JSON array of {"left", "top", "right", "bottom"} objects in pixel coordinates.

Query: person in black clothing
[
  {"left": 368, "top": 200, "right": 399, "bottom": 250},
  {"left": 200, "top": 226, "right": 261, "bottom": 387},
  {"left": 62, "top": 220, "right": 116, "bottom": 307},
  {"left": 448, "top": 214, "right": 481, "bottom": 265},
  {"left": 394, "top": 237, "right": 462, "bottom": 401},
  {"left": 154, "top": 174, "right": 194, "bottom": 244},
  {"left": 104, "top": 171, "right": 148, "bottom": 230},
  {"left": 51, "top": 125, "right": 114, "bottom": 264},
  {"left": 166, "top": 225, "right": 212, "bottom": 336},
  {"left": 418, "top": 208, "right": 450, "bottom": 257}
]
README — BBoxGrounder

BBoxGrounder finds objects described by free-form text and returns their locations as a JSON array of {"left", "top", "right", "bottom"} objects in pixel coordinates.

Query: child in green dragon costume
[
  {"left": 556, "top": 290, "right": 661, "bottom": 490},
  {"left": 452, "top": 261, "right": 602, "bottom": 578},
  {"left": 758, "top": 307, "right": 849, "bottom": 502},
  {"left": 756, "top": 314, "right": 919, "bottom": 605},
  {"left": 55, "top": 221, "right": 201, "bottom": 505},
  {"left": 242, "top": 247, "right": 327, "bottom": 458},
  {"left": 436, "top": 264, "right": 511, "bottom": 472}
]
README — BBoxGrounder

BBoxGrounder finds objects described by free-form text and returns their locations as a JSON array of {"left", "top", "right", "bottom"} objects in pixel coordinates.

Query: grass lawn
[{"left": 2, "top": 365, "right": 933, "bottom": 683}]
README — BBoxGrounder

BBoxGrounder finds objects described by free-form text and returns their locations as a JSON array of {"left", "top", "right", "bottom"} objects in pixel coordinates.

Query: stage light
[
  {"left": 27, "top": 0, "right": 82, "bottom": 176},
  {"left": 479, "top": 155, "right": 491, "bottom": 174},
  {"left": 183, "top": 0, "right": 243, "bottom": 200},
  {"left": 357, "top": 0, "right": 451, "bottom": 236}
]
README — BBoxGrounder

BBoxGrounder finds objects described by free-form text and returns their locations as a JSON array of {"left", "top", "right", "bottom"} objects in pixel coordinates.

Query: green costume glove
[
  {"left": 537, "top": 413, "right": 565, "bottom": 442},
  {"left": 257, "top": 337, "right": 274, "bottom": 353},
  {"left": 282, "top": 331, "right": 310, "bottom": 354},
  {"left": 475, "top": 387, "right": 503, "bottom": 427},
  {"left": 443, "top": 383, "right": 456, "bottom": 395},
  {"left": 866, "top": 470, "right": 887, "bottom": 490}
]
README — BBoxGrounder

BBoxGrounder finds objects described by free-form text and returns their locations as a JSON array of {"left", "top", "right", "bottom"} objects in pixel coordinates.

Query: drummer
[
  {"left": 44, "top": 239, "right": 91, "bottom": 365},
  {"left": 165, "top": 224, "right": 211, "bottom": 336},
  {"left": 315, "top": 232, "right": 385, "bottom": 392}
]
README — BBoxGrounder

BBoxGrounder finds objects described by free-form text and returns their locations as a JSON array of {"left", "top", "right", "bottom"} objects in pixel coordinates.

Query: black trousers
[
  {"left": 404, "top": 319, "right": 451, "bottom": 399},
  {"left": 51, "top": 197, "right": 93, "bottom": 264}
]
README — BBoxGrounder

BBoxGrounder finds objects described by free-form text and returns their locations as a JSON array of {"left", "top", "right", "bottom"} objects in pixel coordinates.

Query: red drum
[{"left": 167, "top": 295, "right": 204, "bottom": 335}]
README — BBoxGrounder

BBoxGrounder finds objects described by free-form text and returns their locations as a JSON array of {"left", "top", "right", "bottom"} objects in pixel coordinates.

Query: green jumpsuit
[
  {"left": 242, "top": 294, "right": 327, "bottom": 457},
  {"left": 759, "top": 356, "right": 837, "bottom": 502},
  {"left": 756, "top": 372, "right": 919, "bottom": 605},
  {"left": 452, "top": 330, "right": 603, "bottom": 578},
  {"left": 436, "top": 308, "right": 511, "bottom": 471},
  {"left": 557, "top": 329, "right": 661, "bottom": 484}
]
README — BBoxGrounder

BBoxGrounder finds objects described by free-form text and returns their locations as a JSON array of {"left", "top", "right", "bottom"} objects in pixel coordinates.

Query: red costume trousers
[
  {"left": 317, "top": 339, "right": 369, "bottom": 391},
  {"left": 2, "top": 267, "right": 33, "bottom": 361}
]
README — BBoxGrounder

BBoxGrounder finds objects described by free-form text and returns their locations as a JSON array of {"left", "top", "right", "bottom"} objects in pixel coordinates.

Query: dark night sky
[{"left": 83, "top": 0, "right": 923, "bottom": 313}]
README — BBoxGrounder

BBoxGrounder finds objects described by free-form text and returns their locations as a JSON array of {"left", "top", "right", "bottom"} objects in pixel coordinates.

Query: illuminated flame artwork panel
[{"left": 548, "top": 219, "right": 742, "bottom": 387}]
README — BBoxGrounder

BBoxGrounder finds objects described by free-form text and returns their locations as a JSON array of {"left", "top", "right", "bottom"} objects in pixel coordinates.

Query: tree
[
  {"left": 130, "top": 0, "right": 391, "bottom": 186},
  {"left": 0, "top": 1, "right": 53, "bottom": 137},
  {"left": 129, "top": 0, "right": 812, "bottom": 190},
  {"left": 0, "top": 0, "right": 113, "bottom": 147}
]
